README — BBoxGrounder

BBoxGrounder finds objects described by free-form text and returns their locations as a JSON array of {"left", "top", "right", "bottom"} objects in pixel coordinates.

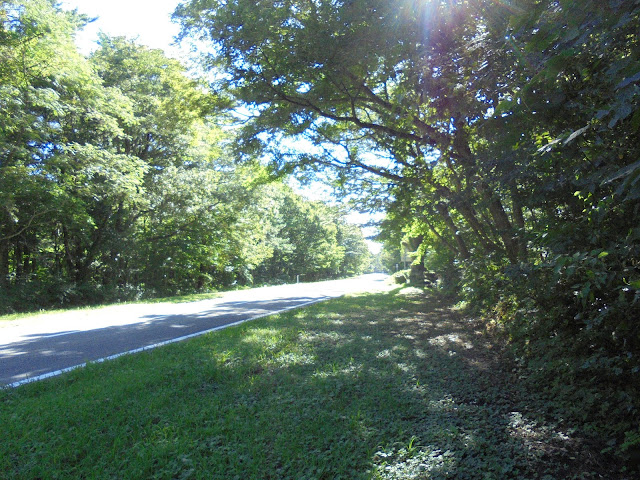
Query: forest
[
  {"left": 0, "top": 0, "right": 372, "bottom": 314},
  {"left": 2, "top": 0, "right": 640, "bottom": 470}
]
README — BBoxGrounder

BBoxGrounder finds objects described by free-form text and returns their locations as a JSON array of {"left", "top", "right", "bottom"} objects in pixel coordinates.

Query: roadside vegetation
[
  {"left": 0, "top": 290, "right": 225, "bottom": 324},
  {"left": 177, "top": 0, "right": 640, "bottom": 466},
  {"left": 0, "top": 1, "right": 372, "bottom": 316},
  {"left": 0, "top": 289, "right": 628, "bottom": 479},
  {"left": 2, "top": 0, "right": 639, "bottom": 475}
]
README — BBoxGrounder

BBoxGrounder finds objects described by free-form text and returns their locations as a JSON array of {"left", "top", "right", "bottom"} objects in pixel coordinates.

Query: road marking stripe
[
  {"left": 39, "top": 331, "right": 80, "bottom": 339},
  {"left": 4, "top": 297, "right": 329, "bottom": 389}
]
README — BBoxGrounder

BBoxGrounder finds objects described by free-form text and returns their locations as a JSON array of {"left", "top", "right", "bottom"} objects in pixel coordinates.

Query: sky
[
  {"left": 61, "top": 0, "right": 185, "bottom": 57},
  {"left": 60, "top": 0, "right": 383, "bottom": 253}
]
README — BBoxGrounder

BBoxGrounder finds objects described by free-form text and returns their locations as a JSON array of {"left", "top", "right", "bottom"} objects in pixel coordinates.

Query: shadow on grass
[{"left": 0, "top": 290, "right": 615, "bottom": 479}]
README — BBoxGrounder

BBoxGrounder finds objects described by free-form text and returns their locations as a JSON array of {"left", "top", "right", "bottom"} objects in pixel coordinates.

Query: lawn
[{"left": 0, "top": 288, "right": 618, "bottom": 479}]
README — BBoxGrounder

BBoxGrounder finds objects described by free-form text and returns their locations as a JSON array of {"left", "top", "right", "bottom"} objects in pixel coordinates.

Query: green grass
[
  {"left": 0, "top": 289, "right": 617, "bottom": 479},
  {"left": 0, "top": 291, "right": 222, "bottom": 323}
]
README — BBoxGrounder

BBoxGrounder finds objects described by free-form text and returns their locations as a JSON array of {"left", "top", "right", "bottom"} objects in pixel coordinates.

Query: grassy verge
[
  {"left": 0, "top": 291, "right": 223, "bottom": 323},
  {"left": 0, "top": 289, "right": 622, "bottom": 479}
]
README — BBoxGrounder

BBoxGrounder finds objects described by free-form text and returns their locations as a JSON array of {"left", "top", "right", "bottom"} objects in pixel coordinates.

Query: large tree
[
  {"left": 0, "top": 0, "right": 142, "bottom": 291},
  {"left": 176, "top": 0, "right": 640, "bottom": 463},
  {"left": 175, "top": 0, "right": 531, "bottom": 266}
]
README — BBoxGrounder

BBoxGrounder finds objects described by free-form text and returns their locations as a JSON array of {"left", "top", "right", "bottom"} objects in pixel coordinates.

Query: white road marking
[{"left": 5, "top": 297, "right": 327, "bottom": 389}]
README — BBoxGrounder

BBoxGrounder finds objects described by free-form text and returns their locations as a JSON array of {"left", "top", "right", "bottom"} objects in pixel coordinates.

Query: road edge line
[{"left": 4, "top": 296, "right": 331, "bottom": 389}]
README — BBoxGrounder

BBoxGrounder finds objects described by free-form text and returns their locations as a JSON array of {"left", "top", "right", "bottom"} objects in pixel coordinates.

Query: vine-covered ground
[{"left": 0, "top": 288, "right": 626, "bottom": 479}]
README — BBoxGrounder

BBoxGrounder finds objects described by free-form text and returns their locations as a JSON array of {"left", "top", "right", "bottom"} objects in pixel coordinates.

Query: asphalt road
[{"left": 0, "top": 274, "right": 390, "bottom": 387}]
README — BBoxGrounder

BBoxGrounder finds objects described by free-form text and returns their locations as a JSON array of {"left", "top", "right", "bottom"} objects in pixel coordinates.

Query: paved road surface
[{"left": 0, "top": 274, "right": 390, "bottom": 387}]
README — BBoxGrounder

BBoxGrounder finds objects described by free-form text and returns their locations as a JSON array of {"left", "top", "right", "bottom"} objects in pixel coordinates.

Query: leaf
[
  {"left": 615, "top": 71, "right": 640, "bottom": 90},
  {"left": 553, "top": 257, "right": 567, "bottom": 275},
  {"left": 580, "top": 282, "right": 592, "bottom": 306},
  {"left": 602, "top": 160, "right": 640, "bottom": 185},
  {"left": 608, "top": 104, "right": 633, "bottom": 128}
]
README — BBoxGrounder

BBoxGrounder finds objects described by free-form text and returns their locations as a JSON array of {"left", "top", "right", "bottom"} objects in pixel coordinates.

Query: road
[{"left": 0, "top": 274, "right": 390, "bottom": 387}]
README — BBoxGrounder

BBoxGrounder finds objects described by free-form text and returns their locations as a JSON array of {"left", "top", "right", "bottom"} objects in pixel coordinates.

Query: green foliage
[
  {"left": 0, "top": 1, "right": 371, "bottom": 313},
  {"left": 422, "top": 248, "right": 460, "bottom": 297},
  {"left": 176, "top": 0, "right": 640, "bottom": 471},
  {"left": 391, "top": 269, "right": 409, "bottom": 285},
  {"left": 249, "top": 183, "right": 370, "bottom": 284},
  {"left": 0, "top": 291, "right": 620, "bottom": 478}
]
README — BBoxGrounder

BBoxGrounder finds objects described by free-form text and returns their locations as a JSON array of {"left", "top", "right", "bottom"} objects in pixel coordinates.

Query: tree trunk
[
  {"left": 434, "top": 185, "right": 498, "bottom": 254},
  {"left": 477, "top": 181, "right": 519, "bottom": 264},
  {"left": 510, "top": 187, "right": 528, "bottom": 262},
  {"left": 436, "top": 203, "right": 470, "bottom": 260},
  {"left": 0, "top": 242, "right": 9, "bottom": 286}
]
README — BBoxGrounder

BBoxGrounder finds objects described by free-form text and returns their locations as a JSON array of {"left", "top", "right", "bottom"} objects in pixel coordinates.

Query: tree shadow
[
  {"left": 2, "top": 289, "right": 617, "bottom": 478},
  {"left": 170, "top": 290, "right": 605, "bottom": 478}
]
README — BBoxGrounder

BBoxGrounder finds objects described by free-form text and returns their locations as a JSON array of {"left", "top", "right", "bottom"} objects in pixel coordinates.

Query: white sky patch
[{"left": 61, "top": 0, "right": 186, "bottom": 58}]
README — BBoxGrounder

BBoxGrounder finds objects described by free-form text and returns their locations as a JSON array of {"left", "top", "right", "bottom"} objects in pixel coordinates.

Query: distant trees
[
  {"left": 0, "top": 0, "right": 370, "bottom": 313},
  {"left": 249, "top": 183, "right": 370, "bottom": 283}
]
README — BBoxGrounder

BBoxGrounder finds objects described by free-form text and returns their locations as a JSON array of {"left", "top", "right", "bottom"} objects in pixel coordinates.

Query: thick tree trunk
[
  {"left": 436, "top": 203, "right": 470, "bottom": 260},
  {"left": 448, "top": 136, "right": 516, "bottom": 261},
  {"left": 477, "top": 181, "right": 519, "bottom": 264},
  {"left": 404, "top": 236, "right": 426, "bottom": 284}
]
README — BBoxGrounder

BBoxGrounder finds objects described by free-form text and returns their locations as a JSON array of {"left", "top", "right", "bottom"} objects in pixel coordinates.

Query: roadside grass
[
  {"left": 0, "top": 289, "right": 617, "bottom": 479},
  {"left": 0, "top": 291, "right": 222, "bottom": 323}
]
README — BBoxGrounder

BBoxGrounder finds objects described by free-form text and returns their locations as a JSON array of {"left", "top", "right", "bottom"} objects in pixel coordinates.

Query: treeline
[
  {"left": 175, "top": 0, "right": 640, "bottom": 468},
  {"left": 0, "top": 0, "right": 370, "bottom": 314}
]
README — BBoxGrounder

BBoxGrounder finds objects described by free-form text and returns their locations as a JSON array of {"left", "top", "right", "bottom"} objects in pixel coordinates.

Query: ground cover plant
[{"left": 0, "top": 289, "right": 628, "bottom": 479}]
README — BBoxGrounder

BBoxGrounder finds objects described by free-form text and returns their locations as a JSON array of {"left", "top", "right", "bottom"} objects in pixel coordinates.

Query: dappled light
[
  {"left": 205, "top": 290, "right": 591, "bottom": 476},
  {"left": 2, "top": 0, "right": 638, "bottom": 474},
  {"left": 1, "top": 289, "right": 614, "bottom": 478}
]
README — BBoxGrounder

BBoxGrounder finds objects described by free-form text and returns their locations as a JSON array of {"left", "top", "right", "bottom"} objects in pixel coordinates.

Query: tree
[
  {"left": 175, "top": 0, "right": 530, "bottom": 269},
  {"left": 176, "top": 0, "right": 640, "bottom": 464},
  {"left": 0, "top": 0, "right": 142, "bottom": 301},
  {"left": 248, "top": 183, "right": 368, "bottom": 284}
]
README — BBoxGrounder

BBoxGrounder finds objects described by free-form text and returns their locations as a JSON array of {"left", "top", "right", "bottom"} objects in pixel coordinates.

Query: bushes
[
  {"left": 416, "top": 237, "right": 640, "bottom": 471},
  {"left": 477, "top": 247, "right": 640, "bottom": 471},
  {"left": 391, "top": 269, "right": 410, "bottom": 284},
  {"left": 422, "top": 248, "right": 460, "bottom": 297},
  {"left": 0, "top": 277, "right": 147, "bottom": 315}
]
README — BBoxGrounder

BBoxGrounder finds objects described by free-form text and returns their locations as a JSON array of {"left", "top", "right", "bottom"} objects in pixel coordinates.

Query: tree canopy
[
  {"left": 0, "top": 0, "right": 371, "bottom": 312},
  {"left": 176, "top": 0, "right": 640, "bottom": 467}
]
